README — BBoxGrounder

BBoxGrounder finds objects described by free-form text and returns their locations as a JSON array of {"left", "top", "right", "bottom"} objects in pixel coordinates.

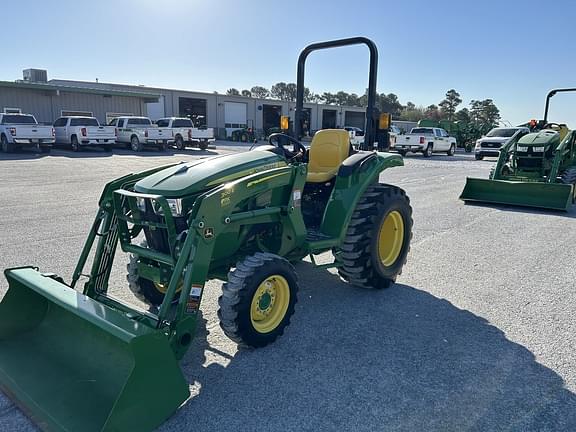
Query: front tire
[
  {"left": 423, "top": 144, "right": 433, "bottom": 157},
  {"left": 127, "top": 242, "right": 181, "bottom": 306},
  {"left": 337, "top": 184, "right": 412, "bottom": 289},
  {"left": 218, "top": 252, "right": 298, "bottom": 348},
  {"left": 447, "top": 143, "right": 455, "bottom": 156}
]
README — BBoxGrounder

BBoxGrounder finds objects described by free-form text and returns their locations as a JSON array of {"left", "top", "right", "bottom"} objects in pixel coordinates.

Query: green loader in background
[
  {"left": 460, "top": 88, "right": 576, "bottom": 211},
  {"left": 0, "top": 37, "right": 413, "bottom": 432}
]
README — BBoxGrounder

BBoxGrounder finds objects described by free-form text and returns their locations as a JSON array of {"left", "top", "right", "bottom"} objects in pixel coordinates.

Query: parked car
[
  {"left": 0, "top": 113, "right": 54, "bottom": 153},
  {"left": 109, "top": 116, "right": 169, "bottom": 151},
  {"left": 393, "top": 127, "right": 457, "bottom": 157},
  {"left": 474, "top": 127, "right": 530, "bottom": 160},
  {"left": 389, "top": 124, "right": 402, "bottom": 148},
  {"left": 53, "top": 116, "right": 115, "bottom": 152},
  {"left": 344, "top": 126, "right": 365, "bottom": 147},
  {"left": 155, "top": 117, "right": 215, "bottom": 150}
]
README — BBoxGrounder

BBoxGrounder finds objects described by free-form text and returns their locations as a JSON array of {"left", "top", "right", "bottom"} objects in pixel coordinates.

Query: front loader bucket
[
  {"left": 0, "top": 267, "right": 189, "bottom": 432},
  {"left": 460, "top": 177, "right": 574, "bottom": 211}
]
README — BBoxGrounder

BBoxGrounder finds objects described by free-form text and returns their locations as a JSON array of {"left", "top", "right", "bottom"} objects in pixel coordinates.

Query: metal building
[
  {"left": 0, "top": 69, "right": 367, "bottom": 136},
  {"left": 49, "top": 79, "right": 367, "bottom": 138},
  {"left": 0, "top": 78, "right": 159, "bottom": 125}
]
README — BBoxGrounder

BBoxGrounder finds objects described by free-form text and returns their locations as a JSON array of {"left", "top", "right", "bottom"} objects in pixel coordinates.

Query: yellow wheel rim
[
  {"left": 377, "top": 210, "right": 405, "bottom": 267},
  {"left": 154, "top": 279, "right": 183, "bottom": 295},
  {"left": 250, "top": 275, "right": 290, "bottom": 334}
]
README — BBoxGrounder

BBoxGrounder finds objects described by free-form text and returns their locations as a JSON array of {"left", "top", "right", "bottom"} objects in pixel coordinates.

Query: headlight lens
[
  {"left": 136, "top": 197, "right": 146, "bottom": 212},
  {"left": 516, "top": 146, "right": 528, "bottom": 152},
  {"left": 166, "top": 198, "right": 183, "bottom": 216},
  {"left": 532, "top": 146, "right": 545, "bottom": 152},
  {"left": 475, "top": 140, "right": 481, "bottom": 148}
]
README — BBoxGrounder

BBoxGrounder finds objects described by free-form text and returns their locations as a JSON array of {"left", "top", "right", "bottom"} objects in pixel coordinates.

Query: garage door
[
  {"left": 224, "top": 102, "right": 247, "bottom": 135},
  {"left": 344, "top": 111, "right": 365, "bottom": 130}
]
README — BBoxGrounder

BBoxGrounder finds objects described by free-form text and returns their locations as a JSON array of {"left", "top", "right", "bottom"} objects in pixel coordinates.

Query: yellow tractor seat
[{"left": 306, "top": 129, "right": 351, "bottom": 183}]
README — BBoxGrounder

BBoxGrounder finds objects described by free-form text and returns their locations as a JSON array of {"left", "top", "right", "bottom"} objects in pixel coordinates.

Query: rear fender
[{"left": 321, "top": 152, "right": 403, "bottom": 241}]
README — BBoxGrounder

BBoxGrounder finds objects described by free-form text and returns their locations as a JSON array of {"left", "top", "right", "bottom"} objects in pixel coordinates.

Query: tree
[
  {"left": 469, "top": 99, "right": 500, "bottom": 127},
  {"left": 226, "top": 88, "right": 240, "bottom": 96},
  {"left": 439, "top": 89, "right": 462, "bottom": 121},
  {"left": 241, "top": 89, "right": 252, "bottom": 97},
  {"left": 400, "top": 103, "right": 426, "bottom": 121},
  {"left": 377, "top": 93, "right": 403, "bottom": 118},
  {"left": 250, "top": 86, "right": 270, "bottom": 98},
  {"left": 454, "top": 108, "right": 471, "bottom": 123},
  {"left": 424, "top": 104, "right": 442, "bottom": 121},
  {"left": 270, "top": 82, "right": 296, "bottom": 101}
]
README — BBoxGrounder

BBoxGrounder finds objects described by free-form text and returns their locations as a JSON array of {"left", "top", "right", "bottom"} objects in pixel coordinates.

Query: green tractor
[
  {"left": 230, "top": 127, "right": 257, "bottom": 142},
  {"left": 0, "top": 38, "right": 413, "bottom": 432},
  {"left": 460, "top": 88, "right": 576, "bottom": 211}
]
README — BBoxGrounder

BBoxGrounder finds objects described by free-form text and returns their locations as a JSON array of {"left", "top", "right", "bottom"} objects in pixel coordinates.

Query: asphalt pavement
[{"left": 0, "top": 144, "right": 575, "bottom": 431}]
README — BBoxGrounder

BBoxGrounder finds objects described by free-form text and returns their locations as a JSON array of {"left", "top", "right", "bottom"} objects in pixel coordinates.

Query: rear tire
[
  {"left": 398, "top": 150, "right": 407, "bottom": 157},
  {"left": 337, "top": 184, "right": 412, "bottom": 289},
  {"left": 102, "top": 144, "right": 113, "bottom": 152},
  {"left": 1, "top": 135, "right": 14, "bottom": 153},
  {"left": 40, "top": 146, "right": 51, "bottom": 154},
  {"left": 175, "top": 136, "right": 185, "bottom": 150},
  {"left": 130, "top": 136, "right": 142, "bottom": 152},
  {"left": 423, "top": 144, "right": 433, "bottom": 157},
  {"left": 158, "top": 142, "right": 167, "bottom": 151},
  {"left": 447, "top": 143, "right": 455, "bottom": 156},
  {"left": 199, "top": 140, "right": 209, "bottom": 151},
  {"left": 218, "top": 252, "right": 298, "bottom": 348},
  {"left": 475, "top": 154, "right": 483, "bottom": 160},
  {"left": 71, "top": 135, "right": 80, "bottom": 152}
]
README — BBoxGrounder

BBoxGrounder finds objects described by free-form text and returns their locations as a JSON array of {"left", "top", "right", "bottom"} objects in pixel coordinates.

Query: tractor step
[{"left": 305, "top": 229, "right": 339, "bottom": 251}]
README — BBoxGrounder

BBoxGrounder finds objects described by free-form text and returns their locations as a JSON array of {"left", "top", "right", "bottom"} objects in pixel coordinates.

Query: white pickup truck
[
  {"left": 53, "top": 116, "right": 116, "bottom": 152},
  {"left": 109, "top": 116, "right": 169, "bottom": 151},
  {"left": 394, "top": 127, "right": 457, "bottom": 157},
  {"left": 155, "top": 117, "right": 215, "bottom": 150},
  {"left": 0, "top": 113, "right": 55, "bottom": 153}
]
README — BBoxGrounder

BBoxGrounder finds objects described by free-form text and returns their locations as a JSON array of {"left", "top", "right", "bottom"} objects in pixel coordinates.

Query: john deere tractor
[
  {"left": 0, "top": 38, "right": 412, "bottom": 432},
  {"left": 460, "top": 88, "right": 576, "bottom": 210}
]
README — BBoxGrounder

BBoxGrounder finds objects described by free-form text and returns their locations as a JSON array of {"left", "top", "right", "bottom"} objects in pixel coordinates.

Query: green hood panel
[
  {"left": 518, "top": 130, "right": 559, "bottom": 146},
  {"left": 135, "top": 151, "right": 287, "bottom": 196}
]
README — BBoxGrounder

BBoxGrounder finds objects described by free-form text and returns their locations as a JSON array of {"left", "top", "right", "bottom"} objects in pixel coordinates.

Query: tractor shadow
[
  {"left": 165, "top": 264, "right": 576, "bottom": 432},
  {"left": 463, "top": 201, "right": 576, "bottom": 219},
  {"left": 0, "top": 147, "right": 218, "bottom": 161}
]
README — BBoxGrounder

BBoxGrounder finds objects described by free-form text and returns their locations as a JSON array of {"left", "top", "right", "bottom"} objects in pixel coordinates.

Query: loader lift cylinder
[{"left": 294, "top": 37, "right": 378, "bottom": 150}]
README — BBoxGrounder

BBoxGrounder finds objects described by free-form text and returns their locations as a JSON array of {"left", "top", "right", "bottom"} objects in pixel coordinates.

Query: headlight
[
  {"left": 475, "top": 140, "right": 481, "bottom": 148},
  {"left": 166, "top": 198, "right": 183, "bottom": 216},
  {"left": 150, "top": 198, "right": 184, "bottom": 216},
  {"left": 136, "top": 197, "right": 146, "bottom": 212},
  {"left": 516, "top": 146, "right": 528, "bottom": 152},
  {"left": 532, "top": 146, "right": 545, "bottom": 152}
]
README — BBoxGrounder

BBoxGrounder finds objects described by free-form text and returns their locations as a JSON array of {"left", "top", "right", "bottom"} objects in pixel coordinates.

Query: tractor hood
[
  {"left": 134, "top": 150, "right": 287, "bottom": 197},
  {"left": 517, "top": 130, "right": 559, "bottom": 147}
]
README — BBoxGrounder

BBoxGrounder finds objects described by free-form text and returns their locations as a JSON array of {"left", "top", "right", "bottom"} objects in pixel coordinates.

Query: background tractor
[
  {"left": 0, "top": 37, "right": 413, "bottom": 432},
  {"left": 460, "top": 88, "right": 576, "bottom": 210}
]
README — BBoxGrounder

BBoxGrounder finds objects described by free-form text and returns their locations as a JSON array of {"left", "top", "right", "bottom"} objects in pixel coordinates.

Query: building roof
[{"left": 0, "top": 80, "right": 160, "bottom": 101}]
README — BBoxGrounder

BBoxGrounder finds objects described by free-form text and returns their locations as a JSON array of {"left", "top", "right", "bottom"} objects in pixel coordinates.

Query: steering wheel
[
  {"left": 268, "top": 133, "right": 307, "bottom": 160},
  {"left": 542, "top": 122, "right": 563, "bottom": 130}
]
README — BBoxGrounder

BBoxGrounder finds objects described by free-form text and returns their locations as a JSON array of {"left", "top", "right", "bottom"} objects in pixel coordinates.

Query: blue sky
[{"left": 3, "top": 0, "right": 576, "bottom": 126}]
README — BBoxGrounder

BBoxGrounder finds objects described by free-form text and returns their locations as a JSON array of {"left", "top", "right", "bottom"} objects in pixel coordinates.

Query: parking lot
[{"left": 1, "top": 145, "right": 575, "bottom": 431}]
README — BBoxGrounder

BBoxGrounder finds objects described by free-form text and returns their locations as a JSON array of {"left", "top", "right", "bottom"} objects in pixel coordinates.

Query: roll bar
[
  {"left": 295, "top": 37, "right": 379, "bottom": 149},
  {"left": 543, "top": 88, "right": 576, "bottom": 123}
]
